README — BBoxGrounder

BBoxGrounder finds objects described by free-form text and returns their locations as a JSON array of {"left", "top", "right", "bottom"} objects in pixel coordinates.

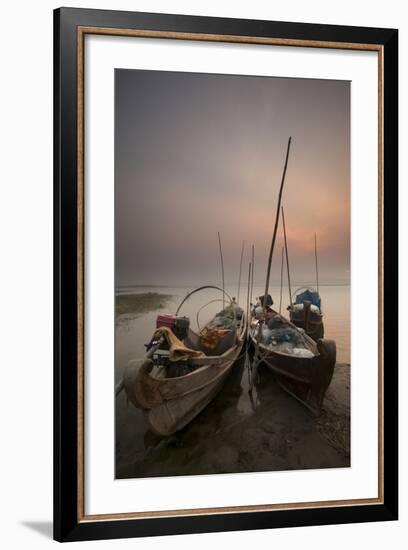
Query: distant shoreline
[
  {"left": 116, "top": 282, "right": 351, "bottom": 290},
  {"left": 116, "top": 292, "right": 173, "bottom": 319}
]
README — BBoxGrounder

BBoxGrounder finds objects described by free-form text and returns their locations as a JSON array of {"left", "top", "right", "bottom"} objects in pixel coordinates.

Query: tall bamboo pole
[
  {"left": 279, "top": 246, "right": 284, "bottom": 314},
  {"left": 250, "top": 138, "right": 292, "bottom": 394},
  {"left": 250, "top": 244, "right": 255, "bottom": 306},
  {"left": 262, "top": 137, "right": 292, "bottom": 312},
  {"left": 246, "top": 262, "right": 251, "bottom": 334},
  {"left": 217, "top": 231, "right": 225, "bottom": 309},
  {"left": 281, "top": 206, "right": 292, "bottom": 307},
  {"left": 314, "top": 232, "right": 319, "bottom": 294},
  {"left": 245, "top": 261, "right": 252, "bottom": 379},
  {"left": 237, "top": 240, "right": 245, "bottom": 304}
]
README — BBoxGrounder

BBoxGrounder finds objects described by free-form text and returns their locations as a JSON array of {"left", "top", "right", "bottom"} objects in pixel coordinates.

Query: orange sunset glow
[{"left": 115, "top": 69, "right": 350, "bottom": 287}]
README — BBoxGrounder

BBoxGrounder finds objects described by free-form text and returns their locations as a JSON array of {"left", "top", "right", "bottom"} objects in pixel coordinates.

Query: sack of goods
[
  {"left": 291, "top": 348, "right": 314, "bottom": 358},
  {"left": 267, "top": 315, "right": 285, "bottom": 330},
  {"left": 261, "top": 325, "right": 305, "bottom": 348},
  {"left": 254, "top": 306, "right": 264, "bottom": 319},
  {"left": 292, "top": 303, "right": 320, "bottom": 313}
]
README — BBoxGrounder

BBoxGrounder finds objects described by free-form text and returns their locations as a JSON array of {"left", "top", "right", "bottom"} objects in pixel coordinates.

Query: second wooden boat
[
  {"left": 289, "top": 286, "right": 324, "bottom": 341},
  {"left": 284, "top": 232, "right": 324, "bottom": 341}
]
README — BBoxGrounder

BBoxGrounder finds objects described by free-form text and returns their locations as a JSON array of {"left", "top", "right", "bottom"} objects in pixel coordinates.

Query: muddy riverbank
[{"left": 116, "top": 360, "right": 350, "bottom": 478}]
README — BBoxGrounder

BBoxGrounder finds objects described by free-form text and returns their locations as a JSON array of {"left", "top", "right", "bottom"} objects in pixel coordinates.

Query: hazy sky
[{"left": 115, "top": 69, "right": 350, "bottom": 287}]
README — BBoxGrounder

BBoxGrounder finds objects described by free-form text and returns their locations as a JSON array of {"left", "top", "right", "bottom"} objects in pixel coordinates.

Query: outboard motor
[{"left": 173, "top": 316, "right": 190, "bottom": 341}]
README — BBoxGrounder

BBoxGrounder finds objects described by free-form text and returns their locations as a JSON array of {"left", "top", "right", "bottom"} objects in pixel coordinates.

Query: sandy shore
[{"left": 116, "top": 361, "right": 350, "bottom": 478}]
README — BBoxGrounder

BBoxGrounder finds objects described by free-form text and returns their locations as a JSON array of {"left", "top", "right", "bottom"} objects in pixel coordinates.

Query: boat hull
[
  {"left": 146, "top": 356, "right": 238, "bottom": 435},
  {"left": 124, "top": 319, "right": 246, "bottom": 436},
  {"left": 250, "top": 332, "right": 336, "bottom": 415},
  {"left": 289, "top": 306, "right": 324, "bottom": 342}
]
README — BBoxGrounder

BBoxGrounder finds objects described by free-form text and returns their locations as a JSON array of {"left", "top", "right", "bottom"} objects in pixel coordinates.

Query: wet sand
[{"left": 116, "top": 360, "right": 350, "bottom": 479}]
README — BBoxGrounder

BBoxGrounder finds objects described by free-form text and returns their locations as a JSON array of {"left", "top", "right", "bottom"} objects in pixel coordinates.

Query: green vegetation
[{"left": 116, "top": 292, "right": 173, "bottom": 319}]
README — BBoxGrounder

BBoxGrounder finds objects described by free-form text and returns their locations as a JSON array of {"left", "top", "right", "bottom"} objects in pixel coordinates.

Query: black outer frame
[{"left": 54, "top": 7, "right": 398, "bottom": 542}]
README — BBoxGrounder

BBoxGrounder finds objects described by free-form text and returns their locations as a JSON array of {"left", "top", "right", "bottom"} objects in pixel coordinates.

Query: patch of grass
[{"left": 116, "top": 292, "right": 173, "bottom": 319}]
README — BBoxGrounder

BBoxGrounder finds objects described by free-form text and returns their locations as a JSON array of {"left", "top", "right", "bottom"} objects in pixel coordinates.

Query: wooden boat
[
  {"left": 249, "top": 311, "right": 336, "bottom": 415},
  {"left": 286, "top": 234, "right": 324, "bottom": 341},
  {"left": 288, "top": 287, "right": 324, "bottom": 341},
  {"left": 122, "top": 286, "right": 247, "bottom": 436}
]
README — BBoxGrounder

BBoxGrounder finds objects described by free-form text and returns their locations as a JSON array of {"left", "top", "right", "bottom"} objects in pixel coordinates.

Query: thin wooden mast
[
  {"left": 279, "top": 245, "right": 284, "bottom": 314},
  {"left": 246, "top": 262, "right": 251, "bottom": 335},
  {"left": 250, "top": 244, "right": 255, "bottom": 306},
  {"left": 245, "top": 261, "right": 253, "bottom": 378},
  {"left": 262, "top": 137, "right": 292, "bottom": 312},
  {"left": 314, "top": 232, "right": 319, "bottom": 294},
  {"left": 281, "top": 206, "right": 293, "bottom": 307},
  {"left": 237, "top": 240, "right": 245, "bottom": 304},
  {"left": 250, "top": 137, "right": 292, "bottom": 395},
  {"left": 217, "top": 231, "right": 225, "bottom": 309}
]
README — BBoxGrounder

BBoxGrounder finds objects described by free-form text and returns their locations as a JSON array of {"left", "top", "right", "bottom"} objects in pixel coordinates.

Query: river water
[{"left": 115, "top": 284, "right": 350, "bottom": 478}]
